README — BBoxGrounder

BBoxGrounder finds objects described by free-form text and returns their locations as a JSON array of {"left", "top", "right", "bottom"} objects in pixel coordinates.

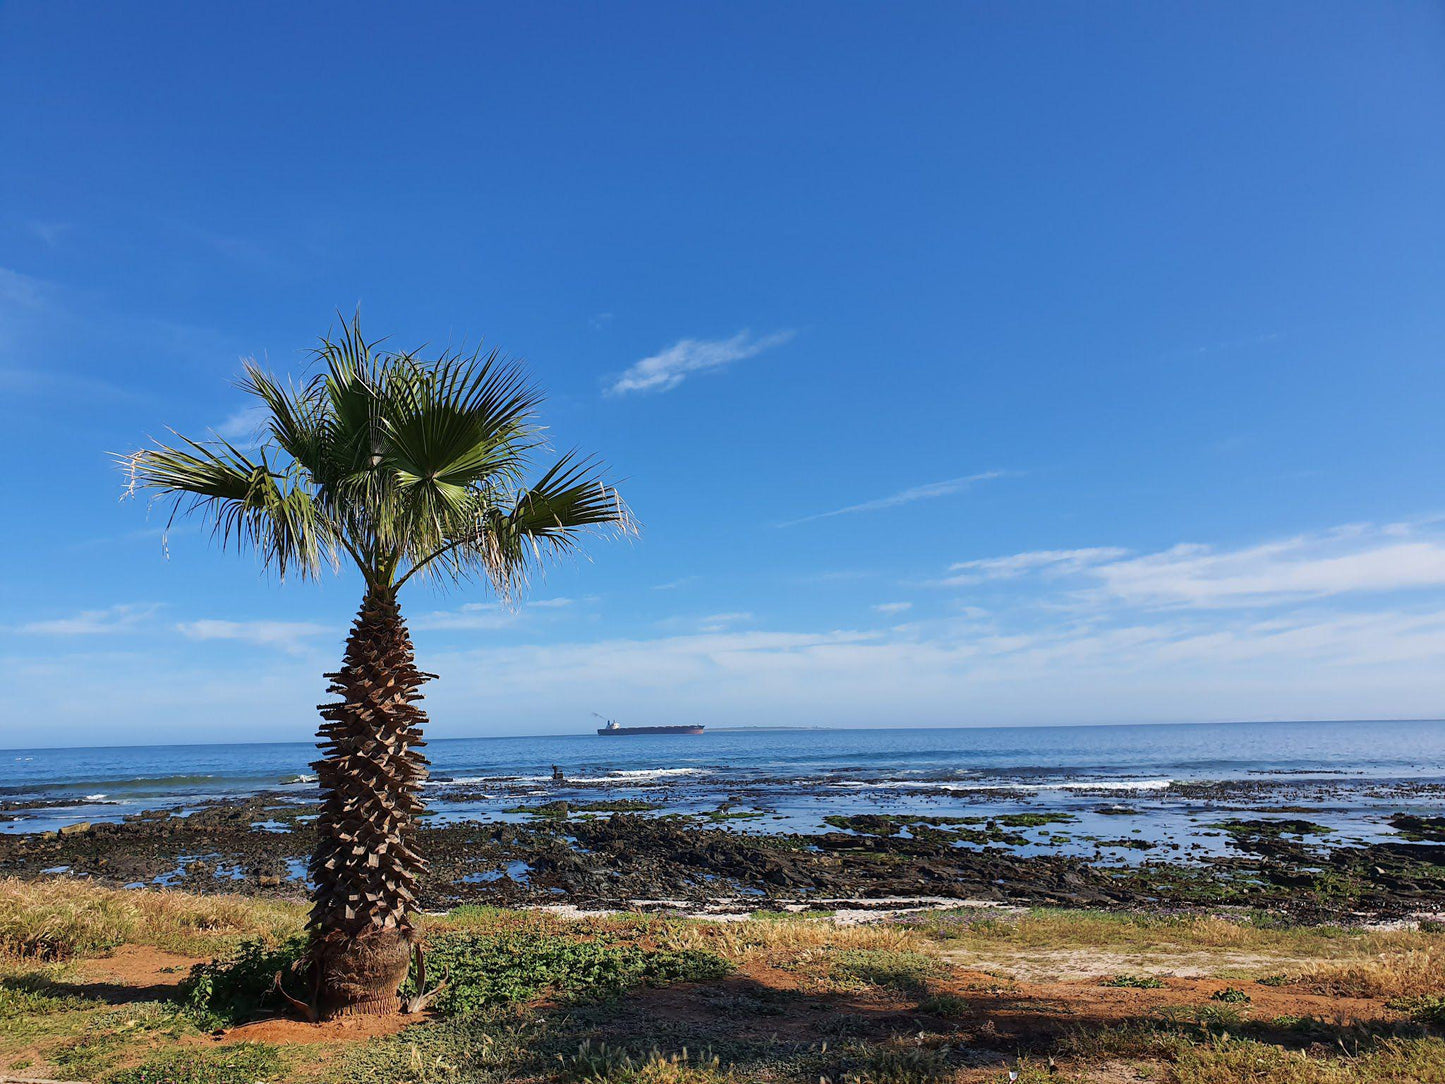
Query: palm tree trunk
[{"left": 306, "top": 586, "right": 432, "bottom": 1017}]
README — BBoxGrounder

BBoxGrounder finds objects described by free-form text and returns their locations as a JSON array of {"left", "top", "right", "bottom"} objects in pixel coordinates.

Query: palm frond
[
  {"left": 397, "top": 450, "right": 634, "bottom": 593},
  {"left": 121, "top": 433, "right": 336, "bottom": 581},
  {"left": 123, "top": 313, "right": 633, "bottom": 596}
]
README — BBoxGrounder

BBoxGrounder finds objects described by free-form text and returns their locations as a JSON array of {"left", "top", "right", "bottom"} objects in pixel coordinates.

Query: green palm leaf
[{"left": 122, "top": 312, "right": 633, "bottom": 591}]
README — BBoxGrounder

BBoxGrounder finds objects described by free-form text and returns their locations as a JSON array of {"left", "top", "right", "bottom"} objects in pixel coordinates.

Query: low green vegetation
[
  {"left": 1, "top": 882, "right": 1443, "bottom": 1084},
  {"left": 1389, "top": 993, "right": 1445, "bottom": 1026},
  {"left": 413, "top": 931, "right": 729, "bottom": 1015},
  {"left": 825, "top": 949, "right": 937, "bottom": 993},
  {"left": 1101, "top": 973, "right": 1166, "bottom": 988},
  {"left": 1210, "top": 985, "right": 1252, "bottom": 1003},
  {"left": 108, "top": 1043, "right": 285, "bottom": 1084},
  {"left": 1212, "top": 818, "right": 1334, "bottom": 838},
  {"left": 181, "top": 933, "right": 308, "bottom": 1027},
  {"left": 1391, "top": 813, "right": 1445, "bottom": 842}
]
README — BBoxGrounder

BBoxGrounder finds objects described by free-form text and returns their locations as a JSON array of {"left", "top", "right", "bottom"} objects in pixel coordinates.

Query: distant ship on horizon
[{"left": 594, "top": 713, "right": 704, "bottom": 736}]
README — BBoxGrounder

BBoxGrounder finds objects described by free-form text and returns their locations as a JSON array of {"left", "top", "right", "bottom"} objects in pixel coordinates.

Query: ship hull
[{"left": 597, "top": 725, "right": 704, "bottom": 736}]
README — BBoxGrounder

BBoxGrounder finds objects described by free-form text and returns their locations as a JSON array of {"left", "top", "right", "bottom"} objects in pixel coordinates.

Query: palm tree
[{"left": 123, "top": 315, "right": 632, "bottom": 1018}]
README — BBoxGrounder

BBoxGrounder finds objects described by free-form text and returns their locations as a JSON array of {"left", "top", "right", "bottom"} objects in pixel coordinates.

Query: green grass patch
[
  {"left": 1101, "top": 973, "right": 1165, "bottom": 988},
  {"left": 559, "top": 1040, "right": 727, "bottom": 1083},
  {"left": 107, "top": 1043, "right": 284, "bottom": 1084},
  {"left": 1389, "top": 994, "right": 1445, "bottom": 1026},
  {"left": 414, "top": 931, "right": 729, "bottom": 1016},
  {"left": 1210, "top": 985, "right": 1252, "bottom": 1003},
  {"left": 827, "top": 949, "right": 937, "bottom": 993}
]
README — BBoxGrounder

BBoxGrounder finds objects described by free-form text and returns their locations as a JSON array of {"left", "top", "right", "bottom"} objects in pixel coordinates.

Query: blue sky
[{"left": 2, "top": 2, "right": 1444, "bottom": 747}]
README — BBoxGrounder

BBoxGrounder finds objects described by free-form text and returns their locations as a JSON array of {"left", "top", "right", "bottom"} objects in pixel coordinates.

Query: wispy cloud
[
  {"left": 940, "top": 547, "right": 1129, "bottom": 585},
  {"left": 411, "top": 604, "right": 516, "bottom": 632},
  {"left": 1090, "top": 524, "right": 1445, "bottom": 609},
  {"left": 872, "top": 602, "right": 913, "bottom": 615},
  {"left": 28, "top": 221, "right": 73, "bottom": 248},
  {"left": 18, "top": 604, "right": 159, "bottom": 635},
  {"left": 653, "top": 577, "right": 698, "bottom": 591},
  {"left": 411, "top": 597, "right": 580, "bottom": 632},
  {"left": 780, "top": 471, "right": 1006, "bottom": 527},
  {"left": 214, "top": 404, "right": 270, "bottom": 447},
  {"left": 607, "top": 330, "right": 794, "bottom": 395},
  {"left": 0, "top": 267, "right": 49, "bottom": 308},
  {"left": 176, "top": 619, "right": 331, "bottom": 654},
  {"left": 936, "top": 522, "right": 1445, "bottom": 610},
  {"left": 697, "top": 611, "right": 752, "bottom": 633}
]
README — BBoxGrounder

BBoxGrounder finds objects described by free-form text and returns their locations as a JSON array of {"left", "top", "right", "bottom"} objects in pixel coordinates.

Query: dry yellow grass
[
  {"left": 0, "top": 876, "right": 304, "bottom": 960},
  {"left": 430, "top": 904, "right": 923, "bottom": 964},
  {"left": 1170, "top": 1036, "right": 1445, "bottom": 1083},
  {"left": 1297, "top": 945, "right": 1445, "bottom": 999},
  {"left": 913, "top": 906, "right": 1444, "bottom": 962}
]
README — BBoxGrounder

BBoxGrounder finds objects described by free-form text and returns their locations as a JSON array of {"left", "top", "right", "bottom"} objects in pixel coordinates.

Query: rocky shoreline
[{"left": 3, "top": 787, "right": 1443, "bottom": 925}]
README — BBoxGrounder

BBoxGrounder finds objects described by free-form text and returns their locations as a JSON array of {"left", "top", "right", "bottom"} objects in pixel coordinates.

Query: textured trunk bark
[{"left": 306, "top": 587, "right": 432, "bottom": 1018}]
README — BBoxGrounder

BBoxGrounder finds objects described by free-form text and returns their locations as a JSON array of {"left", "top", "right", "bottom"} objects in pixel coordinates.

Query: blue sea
[{"left": 5, "top": 720, "right": 1443, "bottom": 860}]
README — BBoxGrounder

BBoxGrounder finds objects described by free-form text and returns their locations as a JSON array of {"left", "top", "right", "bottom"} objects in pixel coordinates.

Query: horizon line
[{"left": 2, "top": 716, "right": 1441, "bottom": 754}]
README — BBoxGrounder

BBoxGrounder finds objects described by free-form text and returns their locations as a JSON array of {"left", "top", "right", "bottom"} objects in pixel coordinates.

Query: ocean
[{"left": 5, "top": 719, "right": 1443, "bottom": 861}]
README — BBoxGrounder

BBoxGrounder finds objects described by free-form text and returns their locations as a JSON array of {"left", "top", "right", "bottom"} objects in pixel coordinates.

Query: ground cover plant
[{"left": 1, "top": 881, "right": 1443, "bottom": 1083}]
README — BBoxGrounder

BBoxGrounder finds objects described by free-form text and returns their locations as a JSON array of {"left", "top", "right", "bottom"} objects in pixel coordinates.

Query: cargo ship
[{"left": 595, "top": 716, "right": 704, "bottom": 736}]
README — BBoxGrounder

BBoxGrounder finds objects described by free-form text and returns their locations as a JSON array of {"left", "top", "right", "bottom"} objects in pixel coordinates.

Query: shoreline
[{"left": 4, "top": 781, "right": 1444, "bottom": 926}]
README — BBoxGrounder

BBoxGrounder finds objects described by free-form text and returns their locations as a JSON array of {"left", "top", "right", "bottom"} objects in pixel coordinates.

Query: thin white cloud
[
  {"left": 653, "top": 577, "right": 698, "bottom": 591},
  {"left": 940, "top": 547, "right": 1129, "bottom": 585},
  {"left": 0, "top": 267, "right": 49, "bottom": 308},
  {"left": 411, "top": 597, "right": 580, "bottom": 632},
  {"left": 214, "top": 404, "right": 270, "bottom": 447},
  {"left": 411, "top": 606, "right": 516, "bottom": 632},
  {"left": 176, "top": 619, "right": 330, "bottom": 654},
  {"left": 873, "top": 602, "right": 913, "bottom": 615},
  {"left": 1091, "top": 526, "right": 1445, "bottom": 608},
  {"left": 936, "top": 522, "right": 1445, "bottom": 610},
  {"left": 28, "top": 221, "right": 73, "bottom": 247},
  {"left": 18, "top": 604, "right": 159, "bottom": 635},
  {"left": 780, "top": 471, "right": 1005, "bottom": 527},
  {"left": 698, "top": 612, "right": 753, "bottom": 633},
  {"left": 607, "top": 330, "right": 794, "bottom": 395}
]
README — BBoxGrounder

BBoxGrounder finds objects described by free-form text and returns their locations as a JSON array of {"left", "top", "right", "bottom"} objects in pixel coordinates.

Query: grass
[
  {"left": 1210, "top": 985, "right": 1252, "bottom": 1003},
  {"left": 413, "top": 930, "right": 729, "bottom": 1015},
  {"left": 1296, "top": 945, "right": 1445, "bottom": 998},
  {"left": 0, "top": 876, "right": 303, "bottom": 960},
  {"left": 559, "top": 1041, "right": 729, "bottom": 1083},
  {"left": 108, "top": 1043, "right": 286, "bottom": 1084},
  {"left": 1171, "top": 1036, "right": 1445, "bottom": 1083},
  {"left": 903, "top": 904, "right": 1444, "bottom": 962},
  {"left": 2, "top": 883, "right": 1443, "bottom": 1084},
  {"left": 1101, "top": 973, "right": 1166, "bottom": 988}
]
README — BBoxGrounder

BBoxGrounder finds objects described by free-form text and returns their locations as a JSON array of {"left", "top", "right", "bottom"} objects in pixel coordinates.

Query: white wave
[
  {"left": 830, "top": 777, "right": 1172, "bottom": 793},
  {"left": 83, "top": 793, "right": 107, "bottom": 801},
  {"left": 567, "top": 768, "right": 706, "bottom": 783},
  {"left": 1037, "top": 779, "right": 1172, "bottom": 792},
  {"left": 425, "top": 776, "right": 495, "bottom": 786}
]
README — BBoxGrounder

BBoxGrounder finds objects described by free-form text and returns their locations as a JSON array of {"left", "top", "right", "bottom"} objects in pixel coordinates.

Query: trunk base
[
  {"left": 328, "top": 993, "right": 401, "bottom": 1017},
  {"left": 310, "top": 927, "right": 412, "bottom": 1020}
]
